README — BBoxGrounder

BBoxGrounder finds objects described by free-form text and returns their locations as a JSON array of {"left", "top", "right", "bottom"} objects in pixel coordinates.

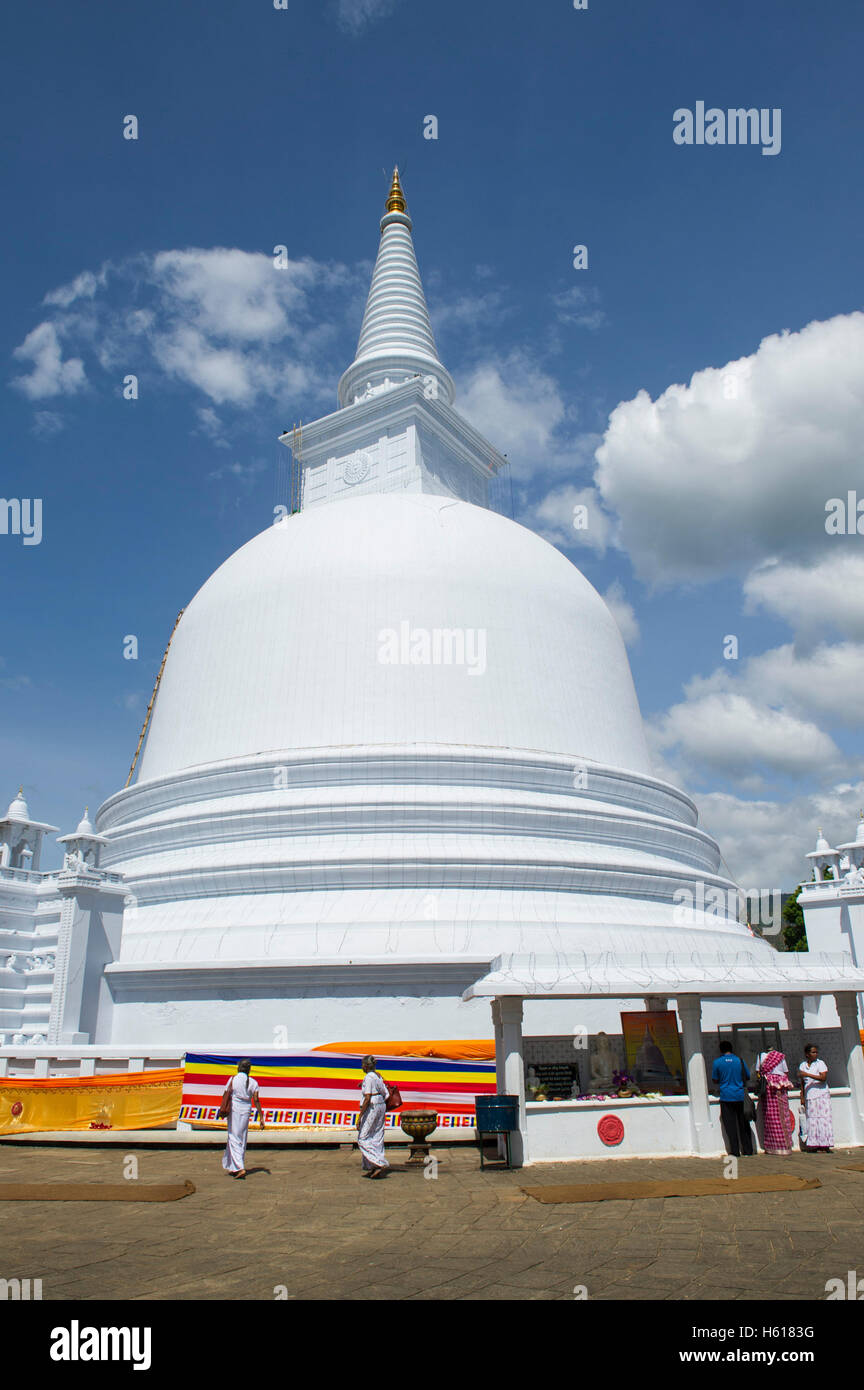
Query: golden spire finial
[
  {"left": 385, "top": 166, "right": 406, "bottom": 214},
  {"left": 18, "top": 786, "right": 23, "bottom": 796}
]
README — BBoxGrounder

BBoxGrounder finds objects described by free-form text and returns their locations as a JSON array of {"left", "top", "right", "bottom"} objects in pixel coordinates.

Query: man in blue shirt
[{"left": 711, "top": 1040, "right": 754, "bottom": 1156}]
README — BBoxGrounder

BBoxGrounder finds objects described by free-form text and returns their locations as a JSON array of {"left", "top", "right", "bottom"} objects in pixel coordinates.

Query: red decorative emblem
[
  {"left": 10, "top": 1101, "right": 23, "bottom": 1118},
  {"left": 597, "top": 1114, "right": 624, "bottom": 1146}
]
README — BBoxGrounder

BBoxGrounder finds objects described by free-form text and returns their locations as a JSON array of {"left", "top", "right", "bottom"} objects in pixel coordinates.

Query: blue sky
[{"left": 3, "top": 0, "right": 863, "bottom": 883}]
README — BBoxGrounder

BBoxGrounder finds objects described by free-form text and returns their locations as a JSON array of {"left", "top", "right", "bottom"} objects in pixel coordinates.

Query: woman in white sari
[
  {"left": 221, "top": 1059, "right": 264, "bottom": 1179},
  {"left": 798, "top": 1043, "right": 834, "bottom": 1152},
  {"left": 356, "top": 1055, "right": 390, "bottom": 1178}
]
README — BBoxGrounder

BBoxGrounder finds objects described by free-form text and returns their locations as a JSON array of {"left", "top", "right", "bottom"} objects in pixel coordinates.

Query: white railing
[
  {"left": 0, "top": 1046, "right": 184, "bottom": 1078},
  {"left": 0, "top": 867, "right": 45, "bottom": 884},
  {"left": 801, "top": 879, "right": 864, "bottom": 895}
]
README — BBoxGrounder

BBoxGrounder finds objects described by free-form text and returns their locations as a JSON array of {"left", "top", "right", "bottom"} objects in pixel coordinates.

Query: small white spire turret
[
  {"left": 837, "top": 811, "right": 864, "bottom": 878},
  {"left": 806, "top": 826, "right": 840, "bottom": 884},
  {"left": 0, "top": 789, "right": 58, "bottom": 871},
  {"left": 7, "top": 787, "right": 29, "bottom": 820},
  {"left": 58, "top": 806, "right": 108, "bottom": 874}
]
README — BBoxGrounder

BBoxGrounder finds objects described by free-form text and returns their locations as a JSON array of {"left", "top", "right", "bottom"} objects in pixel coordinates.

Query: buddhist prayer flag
[
  {"left": 0, "top": 1069, "right": 183, "bottom": 1135},
  {"left": 180, "top": 1051, "right": 497, "bottom": 1128}
]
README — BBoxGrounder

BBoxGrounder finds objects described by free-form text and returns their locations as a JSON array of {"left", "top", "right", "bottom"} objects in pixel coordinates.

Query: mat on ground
[
  {"left": 0, "top": 1179, "right": 195, "bottom": 1202},
  {"left": 521, "top": 1175, "right": 821, "bottom": 1203}
]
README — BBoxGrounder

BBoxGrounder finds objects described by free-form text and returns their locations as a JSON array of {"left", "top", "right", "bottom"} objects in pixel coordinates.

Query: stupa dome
[
  {"left": 136, "top": 492, "right": 651, "bottom": 783},
  {"left": 93, "top": 171, "right": 760, "bottom": 1046}
]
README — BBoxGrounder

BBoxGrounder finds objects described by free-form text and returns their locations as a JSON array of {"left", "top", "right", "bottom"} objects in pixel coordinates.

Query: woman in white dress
[
  {"left": 221, "top": 1059, "right": 264, "bottom": 1179},
  {"left": 356, "top": 1055, "right": 390, "bottom": 1178},
  {"left": 798, "top": 1043, "right": 834, "bottom": 1152}
]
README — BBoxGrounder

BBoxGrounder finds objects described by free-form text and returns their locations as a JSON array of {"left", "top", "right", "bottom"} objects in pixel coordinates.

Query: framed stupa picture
[{"left": 620, "top": 1012, "right": 687, "bottom": 1096}]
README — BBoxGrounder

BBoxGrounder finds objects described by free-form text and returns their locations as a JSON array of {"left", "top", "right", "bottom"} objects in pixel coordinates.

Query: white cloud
[
  {"left": 553, "top": 285, "right": 606, "bottom": 330},
  {"left": 523, "top": 484, "right": 612, "bottom": 554},
  {"left": 11, "top": 322, "right": 87, "bottom": 400},
  {"left": 11, "top": 247, "right": 360, "bottom": 416},
  {"left": 32, "top": 410, "right": 64, "bottom": 438},
  {"left": 456, "top": 351, "right": 598, "bottom": 482},
  {"left": 195, "top": 407, "right": 231, "bottom": 449},
  {"left": 744, "top": 553, "right": 864, "bottom": 641},
  {"left": 696, "top": 783, "right": 864, "bottom": 889},
  {"left": 207, "top": 458, "right": 269, "bottom": 483},
  {"left": 151, "top": 326, "right": 263, "bottom": 406},
  {"left": 44, "top": 269, "right": 106, "bottom": 308},
  {"left": 431, "top": 289, "right": 508, "bottom": 338},
  {"left": 457, "top": 353, "right": 564, "bottom": 461},
  {"left": 681, "top": 640, "right": 864, "bottom": 729},
  {"left": 602, "top": 580, "right": 640, "bottom": 646},
  {"left": 335, "top": 0, "right": 400, "bottom": 31},
  {"left": 650, "top": 690, "right": 841, "bottom": 781},
  {"left": 151, "top": 248, "right": 321, "bottom": 343},
  {"left": 595, "top": 311, "right": 864, "bottom": 585}
]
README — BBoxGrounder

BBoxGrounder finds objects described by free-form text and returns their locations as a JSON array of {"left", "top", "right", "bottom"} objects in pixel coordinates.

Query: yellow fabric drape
[
  {"left": 312, "top": 1040, "right": 496, "bottom": 1061},
  {"left": 0, "top": 1069, "right": 183, "bottom": 1135}
]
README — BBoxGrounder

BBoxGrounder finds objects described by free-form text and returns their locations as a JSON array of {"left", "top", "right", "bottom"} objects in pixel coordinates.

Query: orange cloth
[
  {"left": 312, "top": 1040, "right": 496, "bottom": 1061},
  {"left": 0, "top": 1068, "right": 183, "bottom": 1135}
]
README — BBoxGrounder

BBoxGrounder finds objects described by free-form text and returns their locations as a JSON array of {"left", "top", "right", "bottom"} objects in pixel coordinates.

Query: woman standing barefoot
[
  {"left": 221, "top": 1059, "right": 264, "bottom": 1179},
  {"left": 756, "top": 1049, "right": 794, "bottom": 1154},
  {"left": 798, "top": 1043, "right": 834, "bottom": 1152},
  {"left": 356, "top": 1055, "right": 390, "bottom": 1178}
]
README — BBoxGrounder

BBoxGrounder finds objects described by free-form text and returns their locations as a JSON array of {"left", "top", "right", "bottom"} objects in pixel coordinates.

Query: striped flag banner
[{"left": 180, "top": 1051, "right": 497, "bottom": 1129}]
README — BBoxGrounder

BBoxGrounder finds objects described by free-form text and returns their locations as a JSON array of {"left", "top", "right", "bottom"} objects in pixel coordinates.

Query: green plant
[{"left": 781, "top": 886, "right": 808, "bottom": 952}]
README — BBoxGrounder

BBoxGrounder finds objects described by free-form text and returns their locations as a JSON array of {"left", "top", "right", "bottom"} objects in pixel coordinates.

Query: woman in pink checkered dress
[{"left": 757, "top": 1049, "right": 795, "bottom": 1154}]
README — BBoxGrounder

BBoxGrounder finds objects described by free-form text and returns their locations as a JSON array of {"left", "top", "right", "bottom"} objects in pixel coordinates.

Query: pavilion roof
[{"left": 463, "top": 950, "right": 864, "bottom": 1000}]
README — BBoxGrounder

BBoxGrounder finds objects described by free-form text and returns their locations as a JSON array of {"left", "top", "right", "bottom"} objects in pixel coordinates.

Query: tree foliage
[{"left": 781, "top": 887, "right": 807, "bottom": 952}]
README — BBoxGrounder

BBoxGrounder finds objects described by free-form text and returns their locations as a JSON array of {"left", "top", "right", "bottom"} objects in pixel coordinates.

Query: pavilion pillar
[
  {"left": 834, "top": 992, "right": 864, "bottom": 1145},
  {"left": 495, "top": 996, "right": 527, "bottom": 1167},
  {"left": 782, "top": 994, "right": 805, "bottom": 1068},
  {"left": 491, "top": 1000, "right": 505, "bottom": 1093},
  {"left": 677, "top": 995, "right": 714, "bottom": 1154}
]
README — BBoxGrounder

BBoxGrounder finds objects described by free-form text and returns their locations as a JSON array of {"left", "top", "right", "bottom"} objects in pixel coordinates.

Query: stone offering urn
[{"left": 400, "top": 1108, "right": 438, "bottom": 1164}]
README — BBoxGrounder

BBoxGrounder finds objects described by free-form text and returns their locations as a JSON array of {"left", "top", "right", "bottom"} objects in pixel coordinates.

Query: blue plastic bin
[{"left": 474, "top": 1094, "right": 519, "bottom": 1133}]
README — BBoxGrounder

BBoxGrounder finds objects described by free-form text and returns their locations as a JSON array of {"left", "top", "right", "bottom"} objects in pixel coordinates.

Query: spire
[
  {"left": 385, "top": 166, "right": 406, "bottom": 214},
  {"left": 338, "top": 169, "right": 454, "bottom": 408}
]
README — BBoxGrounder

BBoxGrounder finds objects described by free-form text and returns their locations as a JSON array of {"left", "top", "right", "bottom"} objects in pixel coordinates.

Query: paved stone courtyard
[{"left": 2, "top": 1142, "right": 863, "bottom": 1301}]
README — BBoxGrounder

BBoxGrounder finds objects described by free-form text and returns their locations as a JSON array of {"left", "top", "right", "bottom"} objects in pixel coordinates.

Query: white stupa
[{"left": 70, "top": 172, "right": 779, "bottom": 1046}]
